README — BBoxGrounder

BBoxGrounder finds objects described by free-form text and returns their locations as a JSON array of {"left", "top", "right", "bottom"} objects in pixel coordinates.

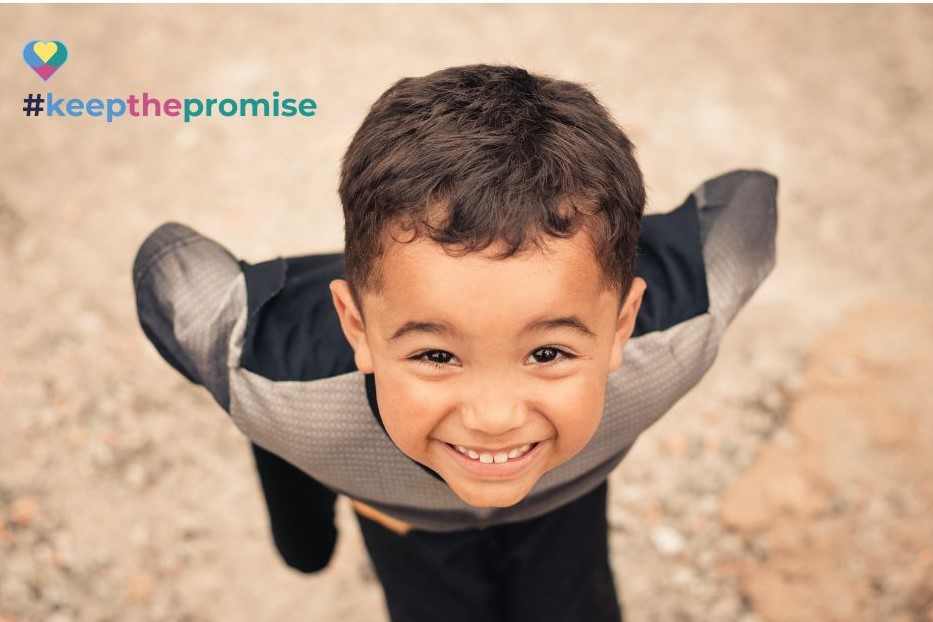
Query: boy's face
[{"left": 330, "top": 228, "right": 645, "bottom": 508}]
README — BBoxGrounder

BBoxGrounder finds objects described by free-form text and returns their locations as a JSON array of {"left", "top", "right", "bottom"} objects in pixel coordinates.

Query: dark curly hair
[{"left": 338, "top": 63, "right": 645, "bottom": 319}]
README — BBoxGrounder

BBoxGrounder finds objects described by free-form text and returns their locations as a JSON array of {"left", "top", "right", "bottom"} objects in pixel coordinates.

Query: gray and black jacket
[{"left": 132, "top": 169, "right": 778, "bottom": 534}]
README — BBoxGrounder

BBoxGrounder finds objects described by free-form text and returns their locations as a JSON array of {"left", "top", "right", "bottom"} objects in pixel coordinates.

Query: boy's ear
[
  {"left": 328, "top": 279, "right": 375, "bottom": 373},
  {"left": 608, "top": 277, "right": 647, "bottom": 373}
]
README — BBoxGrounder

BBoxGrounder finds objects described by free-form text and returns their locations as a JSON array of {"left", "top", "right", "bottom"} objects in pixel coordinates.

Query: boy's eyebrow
[
  {"left": 388, "top": 315, "right": 597, "bottom": 342},
  {"left": 524, "top": 315, "right": 597, "bottom": 339},
  {"left": 388, "top": 320, "right": 461, "bottom": 342}
]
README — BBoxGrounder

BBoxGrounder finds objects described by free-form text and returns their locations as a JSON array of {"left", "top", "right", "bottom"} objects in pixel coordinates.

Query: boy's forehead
[{"left": 365, "top": 227, "right": 611, "bottom": 325}]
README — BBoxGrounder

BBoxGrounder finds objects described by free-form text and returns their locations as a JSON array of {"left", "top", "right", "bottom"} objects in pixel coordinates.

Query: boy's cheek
[
  {"left": 545, "top": 372, "right": 608, "bottom": 432},
  {"left": 554, "top": 404, "right": 604, "bottom": 454},
  {"left": 561, "top": 415, "right": 599, "bottom": 462}
]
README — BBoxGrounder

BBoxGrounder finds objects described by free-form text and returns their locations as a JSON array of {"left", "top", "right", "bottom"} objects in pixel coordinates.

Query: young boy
[{"left": 133, "top": 64, "right": 777, "bottom": 621}]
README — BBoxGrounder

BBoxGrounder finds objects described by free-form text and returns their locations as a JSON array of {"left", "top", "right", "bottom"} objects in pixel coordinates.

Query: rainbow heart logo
[{"left": 23, "top": 40, "right": 68, "bottom": 81}]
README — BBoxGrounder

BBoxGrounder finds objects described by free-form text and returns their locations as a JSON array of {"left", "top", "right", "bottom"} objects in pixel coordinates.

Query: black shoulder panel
[
  {"left": 239, "top": 253, "right": 358, "bottom": 382},
  {"left": 633, "top": 193, "right": 710, "bottom": 336}
]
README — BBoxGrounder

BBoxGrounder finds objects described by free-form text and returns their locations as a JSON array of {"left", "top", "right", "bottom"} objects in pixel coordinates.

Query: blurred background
[{"left": 1, "top": 5, "right": 931, "bottom": 621}]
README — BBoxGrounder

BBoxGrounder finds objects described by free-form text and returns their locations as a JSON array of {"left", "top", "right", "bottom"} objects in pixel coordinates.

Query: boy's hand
[{"left": 351, "top": 500, "right": 412, "bottom": 535}]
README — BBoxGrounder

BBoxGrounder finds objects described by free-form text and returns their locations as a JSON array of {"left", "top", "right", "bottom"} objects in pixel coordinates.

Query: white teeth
[{"left": 453, "top": 442, "right": 536, "bottom": 463}]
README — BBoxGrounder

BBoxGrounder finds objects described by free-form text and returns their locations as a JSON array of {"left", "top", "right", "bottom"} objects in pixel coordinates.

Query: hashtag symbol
[{"left": 23, "top": 93, "right": 45, "bottom": 117}]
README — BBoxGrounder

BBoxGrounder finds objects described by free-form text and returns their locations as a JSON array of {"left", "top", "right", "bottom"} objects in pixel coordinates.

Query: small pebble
[{"left": 651, "top": 525, "right": 685, "bottom": 556}]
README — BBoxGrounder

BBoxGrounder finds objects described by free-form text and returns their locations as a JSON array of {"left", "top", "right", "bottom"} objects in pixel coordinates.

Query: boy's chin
[{"left": 444, "top": 477, "right": 539, "bottom": 509}]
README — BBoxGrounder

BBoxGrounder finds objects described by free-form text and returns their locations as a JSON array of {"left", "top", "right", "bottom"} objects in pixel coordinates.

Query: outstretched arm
[{"left": 132, "top": 222, "right": 340, "bottom": 572}]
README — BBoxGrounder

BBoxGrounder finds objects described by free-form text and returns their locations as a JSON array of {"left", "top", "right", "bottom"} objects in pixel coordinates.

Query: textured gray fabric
[
  {"left": 133, "top": 169, "right": 777, "bottom": 532},
  {"left": 133, "top": 225, "right": 243, "bottom": 412}
]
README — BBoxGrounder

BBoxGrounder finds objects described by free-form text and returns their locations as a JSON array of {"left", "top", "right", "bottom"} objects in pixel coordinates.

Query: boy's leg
[
  {"left": 355, "top": 511, "right": 503, "bottom": 622},
  {"left": 250, "top": 442, "right": 339, "bottom": 573},
  {"left": 355, "top": 481, "right": 622, "bottom": 622},
  {"left": 496, "top": 480, "right": 623, "bottom": 622}
]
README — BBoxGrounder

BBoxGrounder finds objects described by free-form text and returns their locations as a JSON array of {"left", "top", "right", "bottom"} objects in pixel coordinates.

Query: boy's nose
[{"left": 459, "top": 391, "right": 529, "bottom": 437}]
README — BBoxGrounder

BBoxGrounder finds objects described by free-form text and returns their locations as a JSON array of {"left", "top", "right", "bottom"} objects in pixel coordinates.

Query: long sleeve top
[{"left": 132, "top": 169, "right": 778, "bottom": 532}]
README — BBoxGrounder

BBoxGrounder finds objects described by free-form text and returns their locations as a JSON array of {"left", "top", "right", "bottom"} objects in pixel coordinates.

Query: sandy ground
[{"left": 1, "top": 4, "right": 932, "bottom": 621}]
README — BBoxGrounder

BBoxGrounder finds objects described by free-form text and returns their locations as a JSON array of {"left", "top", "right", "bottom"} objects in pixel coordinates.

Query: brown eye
[
  {"left": 527, "top": 347, "right": 576, "bottom": 367},
  {"left": 426, "top": 351, "right": 454, "bottom": 364},
  {"left": 532, "top": 347, "right": 560, "bottom": 363},
  {"left": 412, "top": 350, "right": 459, "bottom": 369}
]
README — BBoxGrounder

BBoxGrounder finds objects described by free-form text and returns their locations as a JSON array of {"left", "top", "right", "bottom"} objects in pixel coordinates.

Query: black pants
[
  {"left": 251, "top": 443, "right": 622, "bottom": 622},
  {"left": 355, "top": 481, "right": 623, "bottom": 622}
]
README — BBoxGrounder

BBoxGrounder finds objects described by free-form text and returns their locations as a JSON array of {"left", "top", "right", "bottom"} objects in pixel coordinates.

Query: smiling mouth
[{"left": 446, "top": 442, "right": 539, "bottom": 464}]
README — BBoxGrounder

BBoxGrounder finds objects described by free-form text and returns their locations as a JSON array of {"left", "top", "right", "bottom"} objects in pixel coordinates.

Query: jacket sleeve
[
  {"left": 601, "top": 168, "right": 778, "bottom": 450},
  {"left": 693, "top": 169, "right": 778, "bottom": 343},
  {"left": 132, "top": 222, "right": 247, "bottom": 413}
]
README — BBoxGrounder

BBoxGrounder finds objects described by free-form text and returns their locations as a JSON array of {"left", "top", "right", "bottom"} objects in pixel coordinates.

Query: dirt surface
[{"left": 2, "top": 5, "right": 932, "bottom": 622}]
